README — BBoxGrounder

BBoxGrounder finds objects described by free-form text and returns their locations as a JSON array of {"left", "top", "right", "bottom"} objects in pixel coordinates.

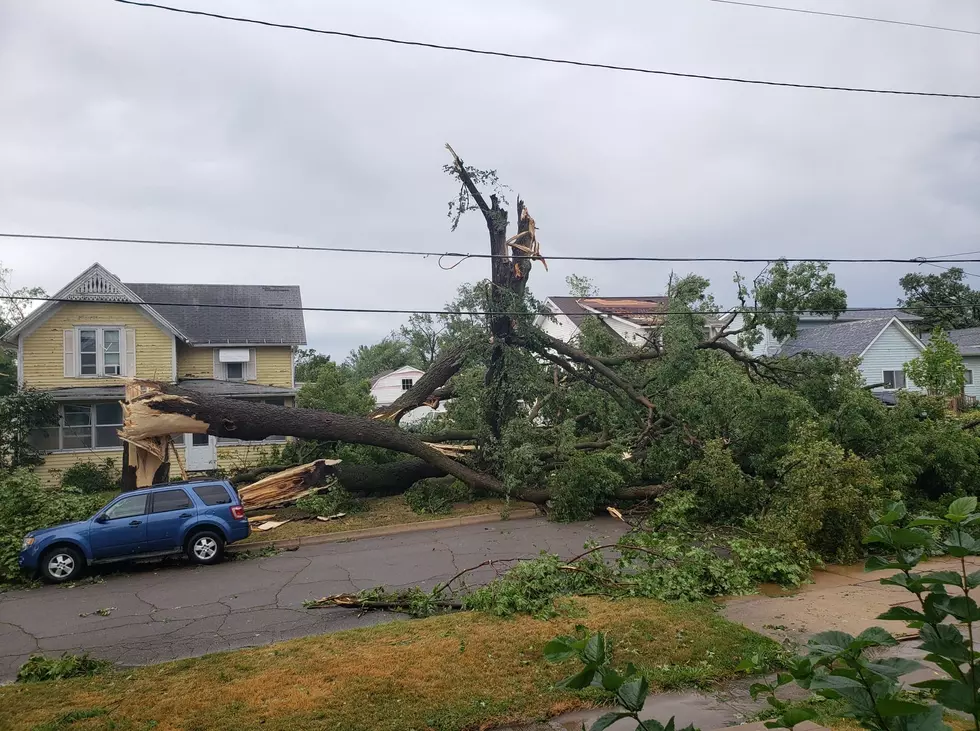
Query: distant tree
[
  {"left": 344, "top": 337, "right": 419, "bottom": 382},
  {"left": 904, "top": 327, "right": 966, "bottom": 398},
  {"left": 400, "top": 314, "right": 444, "bottom": 369},
  {"left": 0, "top": 265, "right": 46, "bottom": 397},
  {"left": 899, "top": 268, "right": 980, "bottom": 331},
  {"left": 297, "top": 361, "right": 375, "bottom": 415},
  {"left": 565, "top": 274, "right": 597, "bottom": 297},
  {"left": 294, "top": 348, "right": 331, "bottom": 383}
]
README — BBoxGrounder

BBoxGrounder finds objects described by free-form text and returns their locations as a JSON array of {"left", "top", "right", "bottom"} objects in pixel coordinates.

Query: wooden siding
[
  {"left": 255, "top": 347, "right": 293, "bottom": 387},
  {"left": 176, "top": 343, "right": 213, "bottom": 379},
  {"left": 22, "top": 302, "right": 174, "bottom": 389},
  {"left": 859, "top": 322, "right": 924, "bottom": 391},
  {"left": 35, "top": 442, "right": 282, "bottom": 487},
  {"left": 964, "top": 356, "right": 980, "bottom": 400}
]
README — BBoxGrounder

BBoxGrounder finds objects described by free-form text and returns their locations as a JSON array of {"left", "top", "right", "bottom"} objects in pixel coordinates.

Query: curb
[{"left": 227, "top": 507, "right": 540, "bottom": 553}]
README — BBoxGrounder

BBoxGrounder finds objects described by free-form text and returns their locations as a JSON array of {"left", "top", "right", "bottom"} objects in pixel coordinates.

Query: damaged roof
[
  {"left": 546, "top": 296, "right": 670, "bottom": 327},
  {"left": 779, "top": 318, "right": 897, "bottom": 358},
  {"left": 124, "top": 283, "right": 306, "bottom": 345}
]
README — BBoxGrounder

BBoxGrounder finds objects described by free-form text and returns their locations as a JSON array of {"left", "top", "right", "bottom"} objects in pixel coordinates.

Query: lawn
[
  {"left": 239, "top": 495, "right": 532, "bottom": 544},
  {"left": 0, "top": 598, "right": 777, "bottom": 731}
]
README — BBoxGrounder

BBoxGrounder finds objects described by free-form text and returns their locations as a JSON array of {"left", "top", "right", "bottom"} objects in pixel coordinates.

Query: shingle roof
[
  {"left": 833, "top": 309, "right": 922, "bottom": 322},
  {"left": 545, "top": 296, "right": 670, "bottom": 327},
  {"left": 126, "top": 283, "right": 306, "bottom": 345},
  {"left": 778, "top": 318, "right": 894, "bottom": 358},
  {"left": 922, "top": 326, "right": 980, "bottom": 355}
]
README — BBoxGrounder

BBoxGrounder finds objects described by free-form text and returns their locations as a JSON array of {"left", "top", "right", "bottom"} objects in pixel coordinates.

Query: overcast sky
[{"left": 0, "top": 0, "right": 977, "bottom": 359}]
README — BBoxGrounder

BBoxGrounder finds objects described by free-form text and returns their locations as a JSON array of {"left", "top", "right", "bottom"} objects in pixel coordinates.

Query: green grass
[{"left": 0, "top": 598, "right": 777, "bottom": 731}]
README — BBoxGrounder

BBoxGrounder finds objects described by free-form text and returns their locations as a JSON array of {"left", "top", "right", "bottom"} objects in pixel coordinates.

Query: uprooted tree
[{"left": 120, "top": 145, "right": 852, "bottom": 510}]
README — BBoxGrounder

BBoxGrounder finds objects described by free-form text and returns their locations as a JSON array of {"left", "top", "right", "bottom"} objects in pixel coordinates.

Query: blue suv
[{"left": 19, "top": 480, "right": 251, "bottom": 584}]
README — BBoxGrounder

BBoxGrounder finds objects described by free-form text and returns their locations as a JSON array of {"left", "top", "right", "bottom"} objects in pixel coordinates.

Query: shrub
[
  {"left": 17, "top": 652, "right": 111, "bottom": 682},
  {"left": 0, "top": 470, "right": 103, "bottom": 583},
  {"left": 675, "top": 439, "right": 763, "bottom": 524},
  {"left": 294, "top": 484, "right": 360, "bottom": 517},
  {"left": 548, "top": 451, "right": 625, "bottom": 522},
  {"left": 59, "top": 459, "right": 118, "bottom": 494},
  {"left": 404, "top": 478, "right": 471, "bottom": 515}
]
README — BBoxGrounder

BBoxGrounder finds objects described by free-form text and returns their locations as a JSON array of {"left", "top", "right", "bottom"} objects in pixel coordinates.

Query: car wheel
[
  {"left": 186, "top": 530, "right": 224, "bottom": 565},
  {"left": 40, "top": 546, "right": 85, "bottom": 584}
]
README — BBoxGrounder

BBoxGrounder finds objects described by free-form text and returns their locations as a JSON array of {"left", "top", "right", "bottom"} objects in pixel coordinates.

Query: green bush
[
  {"left": 17, "top": 652, "right": 111, "bottom": 682},
  {"left": 404, "top": 478, "right": 472, "bottom": 515},
  {"left": 548, "top": 451, "right": 625, "bottom": 522},
  {"left": 0, "top": 470, "right": 103, "bottom": 583},
  {"left": 294, "top": 484, "right": 360, "bottom": 517},
  {"left": 59, "top": 459, "right": 119, "bottom": 494}
]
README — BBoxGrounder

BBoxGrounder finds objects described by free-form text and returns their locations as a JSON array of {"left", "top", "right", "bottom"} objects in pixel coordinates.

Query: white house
[
  {"left": 369, "top": 365, "right": 444, "bottom": 425},
  {"left": 534, "top": 296, "right": 671, "bottom": 345},
  {"left": 778, "top": 317, "right": 925, "bottom": 392}
]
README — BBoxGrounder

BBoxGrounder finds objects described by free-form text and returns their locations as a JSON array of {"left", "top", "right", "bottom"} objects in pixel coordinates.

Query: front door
[
  {"left": 89, "top": 493, "right": 149, "bottom": 559},
  {"left": 185, "top": 432, "right": 217, "bottom": 471}
]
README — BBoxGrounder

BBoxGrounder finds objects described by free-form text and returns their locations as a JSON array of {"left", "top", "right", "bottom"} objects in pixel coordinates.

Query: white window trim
[
  {"left": 966, "top": 369, "right": 974, "bottom": 386},
  {"left": 75, "top": 326, "right": 124, "bottom": 378},
  {"left": 43, "top": 403, "right": 124, "bottom": 453},
  {"left": 882, "top": 369, "right": 907, "bottom": 391}
]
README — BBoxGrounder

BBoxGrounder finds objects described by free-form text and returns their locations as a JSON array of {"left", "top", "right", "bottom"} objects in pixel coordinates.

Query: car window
[
  {"left": 151, "top": 489, "right": 192, "bottom": 514},
  {"left": 104, "top": 494, "right": 148, "bottom": 520},
  {"left": 192, "top": 484, "right": 233, "bottom": 506}
]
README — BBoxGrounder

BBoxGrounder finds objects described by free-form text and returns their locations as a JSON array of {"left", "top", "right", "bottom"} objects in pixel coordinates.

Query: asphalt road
[{"left": 0, "top": 517, "right": 625, "bottom": 682}]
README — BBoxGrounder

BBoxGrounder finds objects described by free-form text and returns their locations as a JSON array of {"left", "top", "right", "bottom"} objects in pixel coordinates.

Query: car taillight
[{"left": 231, "top": 506, "right": 245, "bottom": 520}]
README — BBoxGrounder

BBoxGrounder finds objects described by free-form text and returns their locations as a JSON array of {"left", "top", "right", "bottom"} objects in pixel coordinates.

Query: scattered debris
[
  {"left": 247, "top": 514, "right": 275, "bottom": 523},
  {"left": 79, "top": 607, "right": 115, "bottom": 618},
  {"left": 315, "top": 513, "right": 347, "bottom": 522},
  {"left": 255, "top": 520, "right": 291, "bottom": 532},
  {"left": 236, "top": 459, "right": 341, "bottom": 510},
  {"left": 606, "top": 506, "right": 624, "bottom": 521}
]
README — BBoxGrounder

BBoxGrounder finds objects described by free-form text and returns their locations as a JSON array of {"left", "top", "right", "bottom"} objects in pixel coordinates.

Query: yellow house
[{"left": 2, "top": 263, "right": 306, "bottom": 485}]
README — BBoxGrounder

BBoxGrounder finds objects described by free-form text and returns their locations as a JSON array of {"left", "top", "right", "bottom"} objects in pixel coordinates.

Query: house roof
[
  {"left": 922, "top": 326, "right": 980, "bottom": 355},
  {"left": 799, "top": 309, "right": 922, "bottom": 322},
  {"left": 779, "top": 318, "right": 898, "bottom": 358},
  {"left": 545, "top": 296, "right": 670, "bottom": 328},
  {"left": 126, "top": 282, "right": 306, "bottom": 345},
  {"left": 369, "top": 365, "right": 424, "bottom": 387},
  {"left": 1, "top": 263, "right": 306, "bottom": 346}
]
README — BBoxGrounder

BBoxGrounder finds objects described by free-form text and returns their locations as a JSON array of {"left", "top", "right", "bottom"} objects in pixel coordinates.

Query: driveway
[{"left": 0, "top": 516, "right": 625, "bottom": 682}]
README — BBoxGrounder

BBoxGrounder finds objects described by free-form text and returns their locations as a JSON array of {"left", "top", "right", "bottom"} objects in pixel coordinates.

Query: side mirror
[{"left": 94, "top": 514, "right": 108, "bottom": 524}]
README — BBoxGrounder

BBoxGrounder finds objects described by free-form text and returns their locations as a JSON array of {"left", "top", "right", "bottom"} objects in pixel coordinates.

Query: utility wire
[
  {"left": 113, "top": 0, "right": 980, "bottom": 99},
  {"left": 3, "top": 232, "right": 979, "bottom": 265},
  {"left": 0, "top": 294, "right": 965, "bottom": 319},
  {"left": 707, "top": 0, "right": 980, "bottom": 37}
]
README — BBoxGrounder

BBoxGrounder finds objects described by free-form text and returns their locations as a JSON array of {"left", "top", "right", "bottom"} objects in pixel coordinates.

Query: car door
[
  {"left": 145, "top": 488, "right": 197, "bottom": 551},
  {"left": 89, "top": 493, "right": 149, "bottom": 559}
]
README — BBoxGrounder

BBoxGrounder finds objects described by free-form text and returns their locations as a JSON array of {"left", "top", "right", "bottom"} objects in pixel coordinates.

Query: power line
[
  {"left": 0, "top": 294, "right": 969, "bottom": 319},
  {"left": 3, "top": 232, "right": 980, "bottom": 265},
  {"left": 921, "top": 261, "right": 980, "bottom": 280},
  {"left": 113, "top": 0, "right": 980, "bottom": 100},
  {"left": 707, "top": 0, "right": 980, "bottom": 37}
]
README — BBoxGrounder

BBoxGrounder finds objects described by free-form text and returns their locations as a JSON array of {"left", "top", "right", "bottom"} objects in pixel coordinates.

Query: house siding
[
  {"left": 21, "top": 302, "right": 174, "bottom": 389},
  {"left": 537, "top": 312, "right": 581, "bottom": 343},
  {"left": 858, "top": 323, "right": 924, "bottom": 391},
  {"left": 176, "top": 343, "right": 214, "bottom": 379},
  {"left": 370, "top": 368, "right": 425, "bottom": 407},
  {"left": 255, "top": 347, "right": 293, "bottom": 387}
]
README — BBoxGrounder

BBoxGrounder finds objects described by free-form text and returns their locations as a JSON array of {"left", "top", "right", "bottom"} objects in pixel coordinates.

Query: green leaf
[
  {"left": 779, "top": 708, "right": 818, "bottom": 727},
  {"left": 908, "top": 516, "right": 948, "bottom": 527},
  {"left": 922, "top": 593, "right": 951, "bottom": 623},
  {"left": 559, "top": 665, "right": 597, "bottom": 690},
  {"left": 810, "top": 673, "right": 865, "bottom": 692},
  {"left": 808, "top": 630, "right": 855, "bottom": 652},
  {"left": 919, "top": 570, "right": 964, "bottom": 588},
  {"left": 749, "top": 682, "right": 772, "bottom": 700},
  {"left": 875, "top": 502, "right": 908, "bottom": 525},
  {"left": 543, "top": 639, "right": 577, "bottom": 662},
  {"left": 919, "top": 623, "right": 971, "bottom": 662},
  {"left": 966, "top": 570, "right": 980, "bottom": 589},
  {"left": 866, "top": 555, "right": 905, "bottom": 572},
  {"left": 891, "top": 528, "right": 935, "bottom": 549},
  {"left": 938, "top": 595, "right": 980, "bottom": 622},
  {"left": 589, "top": 711, "right": 633, "bottom": 731},
  {"left": 776, "top": 673, "right": 794, "bottom": 687},
  {"left": 852, "top": 626, "right": 898, "bottom": 649},
  {"left": 877, "top": 606, "right": 926, "bottom": 622},
  {"left": 735, "top": 655, "right": 761, "bottom": 673},
  {"left": 864, "top": 657, "right": 923, "bottom": 679},
  {"left": 892, "top": 703, "right": 948, "bottom": 731},
  {"left": 947, "top": 497, "right": 977, "bottom": 521},
  {"left": 876, "top": 698, "right": 930, "bottom": 717},
  {"left": 617, "top": 675, "right": 649, "bottom": 713},
  {"left": 934, "top": 678, "right": 978, "bottom": 714},
  {"left": 583, "top": 633, "right": 606, "bottom": 665},
  {"left": 600, "top": 668, "right": 624, "bottom": 692},
  {"left": 944, "top": 531, "right": 978, "bottom": 557},
  {"left": 864, "top": 525, "right": 896, "bottom": 546}
]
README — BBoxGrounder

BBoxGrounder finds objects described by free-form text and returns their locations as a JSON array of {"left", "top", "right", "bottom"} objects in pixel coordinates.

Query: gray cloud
[{"left": 0, "top": 0, "right": 977, "bottom": 358}]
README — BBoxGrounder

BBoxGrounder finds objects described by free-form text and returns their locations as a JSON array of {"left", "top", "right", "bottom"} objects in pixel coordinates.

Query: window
[
  {"left": 193, "top": 484, "right": 232, "bottom": 505},
  {"left": 225, "top": 362, "right": 244, "bottom": 381},
  {"left": 76, "top": 327, "right": 122, "bottom": 376},
  {"left": 883, "top": 370, "right": 906, "bottom": 390},
  {"left": 967, "top": 370, "right": 974, "bottom": 386},
  {"left": 151, "top": 489, "right": 192, "bottom": 513},
  {"left": 104, "top": 494, "right": 147, "bottom": 520},
  {"left": 31, "top": 402, "right": 123, "bottom": 452},
  {"left": 191, "top": 432, "right": 210, "bottom": 447},
  {"left": 401, "top": 378, "right": 414, "bottom": 391}
]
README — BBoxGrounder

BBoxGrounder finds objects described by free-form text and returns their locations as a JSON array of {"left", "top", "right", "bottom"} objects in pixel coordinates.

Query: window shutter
[
  {"left": 63, "top": 330, "right": 76, "bottom": 378},
  {"left": 212, "top": 349, "right": 224, "bottom": 380},
  {"left": 125, "top": 329, "right": 137, "bottom": 377},
  {"left": 246, "top": 348, "right": 257, "bottom": 381}
]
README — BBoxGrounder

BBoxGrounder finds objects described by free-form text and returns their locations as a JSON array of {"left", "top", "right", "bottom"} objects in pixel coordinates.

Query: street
[{"left": 0, "top": 517, "right": 624, "bottom": 682}]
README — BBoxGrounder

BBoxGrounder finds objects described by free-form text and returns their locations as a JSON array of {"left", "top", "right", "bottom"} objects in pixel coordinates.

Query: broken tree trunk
[
  {"left": 370, "top": 340, "right": 469, "bottom": 423},
  {"left": 237, "top": 459, "right": 340, "bottom": 510},
  {"left": 121, "top": 381, "right": 171, "bottom": 488},
  {"left": 120, "top": 381, "right": 509, "bottom": 497}
]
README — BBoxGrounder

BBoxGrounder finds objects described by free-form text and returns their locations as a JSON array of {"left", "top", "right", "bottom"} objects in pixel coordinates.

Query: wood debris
[
  {"left": 315, "top": 513, "right": 347, "bottom": 522},
  {"left": 255, "top": 520, "right": 291, "bottom": 532},
  {"left": 236, "top": 459, "right": 341, "bottom": 510},
  {"left": 247, "top": 514, "right": 275, "bottom": 523}
]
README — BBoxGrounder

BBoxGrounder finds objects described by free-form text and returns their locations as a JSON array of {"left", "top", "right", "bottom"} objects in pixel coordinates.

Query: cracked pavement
[{"left": 0, "top": 516, "right": 624, "bottom": 682}]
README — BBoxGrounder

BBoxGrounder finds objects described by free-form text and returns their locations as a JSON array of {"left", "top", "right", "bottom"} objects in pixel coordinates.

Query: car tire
[
  {"left": 186, "top": 530, "right": 224, "bottom": 566},
  {"left": 40, "top": 545, "right": 85, "bottom": 584}
]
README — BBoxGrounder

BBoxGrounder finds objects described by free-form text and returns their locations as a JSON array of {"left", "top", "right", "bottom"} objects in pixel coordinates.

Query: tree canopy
[{"left": 899, "top": 267, "right": 980, "bottom": 330}]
